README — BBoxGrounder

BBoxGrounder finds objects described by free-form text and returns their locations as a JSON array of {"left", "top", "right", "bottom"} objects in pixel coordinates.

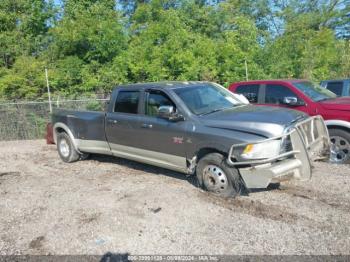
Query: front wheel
[
  {"left": 329, "top": 129, "right": 350, "bottom": 164},
  {"left": 196, "top": 153, "right": 242, "bottom": 198}
]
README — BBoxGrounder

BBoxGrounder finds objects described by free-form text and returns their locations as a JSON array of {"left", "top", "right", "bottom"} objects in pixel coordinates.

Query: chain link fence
[{"left": 0, "top": 97, "right": 109, "bottom": 141}]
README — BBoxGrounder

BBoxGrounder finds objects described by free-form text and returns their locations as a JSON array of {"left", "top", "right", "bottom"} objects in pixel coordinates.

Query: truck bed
[{"left": 52, "top": 109, "right": 107, "bottom": 142}]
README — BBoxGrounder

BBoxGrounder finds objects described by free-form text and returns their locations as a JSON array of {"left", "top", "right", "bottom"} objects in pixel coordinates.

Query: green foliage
[
  {"left": 50, "top": 1, "right": 126, "bottom": 64},
  {"left": 85, "top": 100, "right": 105, "bottom": 111},
  {"left": 0, "top": 0, "right": 349, "bottom": 100},
  {"left": 243, "top": 0, "right": 350, "bottom": 80},
  {"left": 0, "top": 56, "right": 47, "bottom": 99},
  {"left": 0, "top": 0, "right": 55, "bottom": 68}
]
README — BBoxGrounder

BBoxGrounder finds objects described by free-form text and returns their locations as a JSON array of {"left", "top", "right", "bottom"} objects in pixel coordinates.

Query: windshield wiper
[
  {"left": 200, "top": 107, "right": 230, "bottom": 116},
  {"left": 317, "top": 97, "right": 333, "bottom": 102}
]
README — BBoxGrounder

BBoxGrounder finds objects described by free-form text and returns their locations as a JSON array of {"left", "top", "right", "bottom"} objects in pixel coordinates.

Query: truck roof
[
  {"left": 321, "top": 78, "right": 350, "bottom": 82},
  {"left": 117, "top": 81, "right": 211, "bottom": 89},
  {"left": 230, "top": 79, "right": 309, "bottom": 86}
]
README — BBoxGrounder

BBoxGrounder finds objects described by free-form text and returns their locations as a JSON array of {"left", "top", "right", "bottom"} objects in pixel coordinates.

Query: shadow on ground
[
  {"left": 88, "top": 154, "right": 199, "bottom": 187},
  {"left": 100, "top": 252, "right": 130, "bottom": 262},
  {"left": 87, "top": 154, "right": 282, "bottom": 196}
]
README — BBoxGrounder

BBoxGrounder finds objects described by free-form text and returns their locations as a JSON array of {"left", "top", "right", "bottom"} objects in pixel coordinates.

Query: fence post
[{"left": 45, "top": 68, "right": 52, "bottom": 113}]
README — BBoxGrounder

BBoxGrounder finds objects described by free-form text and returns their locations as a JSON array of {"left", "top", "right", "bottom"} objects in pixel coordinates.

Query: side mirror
[
  {"left": 158, "top": 106, "right": 184, "bottom": 121},
  {"left": 282, "top": 97, "right": 304, "bottom": 106},
  {"left": 158, "top": 105, "right": 174, "bottom": 118}
]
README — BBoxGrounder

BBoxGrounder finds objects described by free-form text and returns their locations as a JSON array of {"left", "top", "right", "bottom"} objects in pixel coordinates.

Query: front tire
[
  {"left": 57, "top": 132, "right": 80, "bottom": 163},
  {"left": 196, "top": 153, "right": 242, "bottom": 197},
  {"left": 329, "top": 129, "right": 350, "bottom": 164}
]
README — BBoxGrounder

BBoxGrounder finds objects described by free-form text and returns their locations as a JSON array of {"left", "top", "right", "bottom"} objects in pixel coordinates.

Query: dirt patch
[
  {"left": 199, "top": 191, "right": 317, "bottom": 225},
  {"left": 29, "top": 236, "right": 45, "bottom": 250},
  {"left": 149, "top": 207, "right": 162, "bottom": 213},
  {"left": 0, "top": 172, "right": 20, "bottom": 185},
  {"left": 79, "top": 212, "right": 101, "bottom": 224},
  {"left": 116, "top": 194, "right": 131, "bottom": 201},
  {"left": 0, "top": 172, "right": 20, "bottom": 178},
  {"left": 276, "top": 185, "right": 350, "bottom": 212},
  {"left": 1, "top": 140, "right": 350, "bottom": 255}
]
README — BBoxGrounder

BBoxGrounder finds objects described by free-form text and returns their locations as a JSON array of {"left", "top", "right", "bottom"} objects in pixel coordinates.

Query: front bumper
[{"left": 227, "top": 116, "right": 330, "bottom": 189}]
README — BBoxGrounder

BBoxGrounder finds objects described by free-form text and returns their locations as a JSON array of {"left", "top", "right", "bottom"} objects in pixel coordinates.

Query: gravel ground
[{"left": 0, "top": 140, "right": 350, "bottom": 255}]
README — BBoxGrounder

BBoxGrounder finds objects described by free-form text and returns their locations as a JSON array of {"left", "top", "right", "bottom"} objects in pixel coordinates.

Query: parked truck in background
[
  {"left": 52, "top": 81, "right": 330, "bottom": 197},
  {"left": 229, "top": 80, "right": 350, "bottom": 164},
  {"left": 320, "top": 79, "right": 350, "bottom": 97}
]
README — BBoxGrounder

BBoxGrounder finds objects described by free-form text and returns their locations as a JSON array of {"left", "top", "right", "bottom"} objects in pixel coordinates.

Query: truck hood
[
  {"left": 318, "top": 97, "right": 350, "bottom": 111},
  {"left": 200, "top": 105, "right": 307, "bottom": 138}
]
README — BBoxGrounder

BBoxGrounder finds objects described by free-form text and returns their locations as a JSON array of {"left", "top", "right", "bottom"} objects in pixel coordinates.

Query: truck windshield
[
  {"left": 293, "top": 81, "right": 337, "bottom": 102},
  {"left": 173, "top": 83, "right": 243, "bottom": 115}
]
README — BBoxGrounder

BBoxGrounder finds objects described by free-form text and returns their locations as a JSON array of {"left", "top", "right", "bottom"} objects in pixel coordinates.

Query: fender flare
[
  {"left": 53, "top": 122, "right": 80, "bottom": 152},
  {"left": 324, "top": 120, "right": 350, "bottom": 131},
  {"left": 190, "top": 141, "right": 230, "bottom": 160}
]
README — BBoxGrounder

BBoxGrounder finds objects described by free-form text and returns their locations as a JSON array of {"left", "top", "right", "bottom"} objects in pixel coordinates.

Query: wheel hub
[
  {"left": 59, "top": 138, "right": 70, "bottom": 158},
  {"left": 203, "top": 165, "right": 228, "bottom": 193},
  {"left": 330, "top": 136, "right": 349, "bottom": 164}
]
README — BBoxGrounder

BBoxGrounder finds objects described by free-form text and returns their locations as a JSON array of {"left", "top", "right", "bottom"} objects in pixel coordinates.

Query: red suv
[{"left": 229, "top": 80, "right": 350, "bottom": 164}]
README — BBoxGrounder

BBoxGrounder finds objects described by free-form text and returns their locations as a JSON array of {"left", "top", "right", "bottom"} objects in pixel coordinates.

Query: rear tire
[
  {"left": 57, "top": 132, "right": 80, "bottom": 163},
  {"left": 196, "top": 153, "right": 242, "bottom": 198},
  {"left": 329, "top": 129, "right": 350, "bottom": 164}
]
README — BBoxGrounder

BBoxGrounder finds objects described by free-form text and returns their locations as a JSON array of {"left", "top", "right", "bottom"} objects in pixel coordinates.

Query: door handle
[
  {"left": 141, "top": 123, "right": 153, "bottom": 129},
  {"left": 108, "top": 119, "right": 118, "bottom": 124}
]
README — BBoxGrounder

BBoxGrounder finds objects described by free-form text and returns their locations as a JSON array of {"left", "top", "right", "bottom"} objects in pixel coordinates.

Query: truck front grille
[{"left": 281, "top": 137, "right": 293, "bottom": 153}]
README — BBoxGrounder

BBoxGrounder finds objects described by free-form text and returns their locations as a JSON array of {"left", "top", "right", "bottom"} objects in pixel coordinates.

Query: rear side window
[
  {"left": 114, "top": 91, "right": 139, "bottom": 114},
  {"left": 235, "top": 84, "right": 259, "bottom": 103},
  {"left": 265, "top": 85, "right": 296, "bottom": 104},
  {"left": 326, "top": 82, "right": 343, "bottom": 96}
]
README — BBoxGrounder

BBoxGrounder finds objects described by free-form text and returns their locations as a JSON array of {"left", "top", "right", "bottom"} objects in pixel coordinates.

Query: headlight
[{"left": 239, "top": 140, "right": 281, "bottom": 160}]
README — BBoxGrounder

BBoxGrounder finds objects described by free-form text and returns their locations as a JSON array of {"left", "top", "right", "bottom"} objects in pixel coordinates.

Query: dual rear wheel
[{"left": 57, "top": 132, "right": 89, "bottom": 163}]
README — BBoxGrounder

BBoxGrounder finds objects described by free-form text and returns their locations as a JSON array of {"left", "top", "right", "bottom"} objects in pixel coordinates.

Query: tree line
[{"left": 0, "top": 0, "right": 349, "bottom": 100}]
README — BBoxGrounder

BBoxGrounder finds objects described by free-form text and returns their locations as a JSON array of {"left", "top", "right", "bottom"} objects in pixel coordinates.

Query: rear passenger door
[
  {"left": 105, "top": 89, "right": 142, "bottom": 150},
  {"left": 235, "top": 84, "right": 261, "bottom": 104}
]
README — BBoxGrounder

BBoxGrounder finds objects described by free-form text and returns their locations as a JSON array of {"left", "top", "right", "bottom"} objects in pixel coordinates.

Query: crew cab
[
  {"left": 52, "top": 81, "right": 330, "bottom": 197},
  {"left": 320, "top": 79, "right": 350, "bottom": 97},
  {"left": 229, "top": 80, "right": 350, "bottom": 164}
]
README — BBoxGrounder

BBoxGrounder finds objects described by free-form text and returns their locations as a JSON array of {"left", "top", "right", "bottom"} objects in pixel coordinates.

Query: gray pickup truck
[{"left": 52, "top": 81, "right": 330, "bottom": 197}]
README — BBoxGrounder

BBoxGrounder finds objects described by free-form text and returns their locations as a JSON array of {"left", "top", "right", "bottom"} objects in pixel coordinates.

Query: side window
[
  {"left": 326, "top": 82, "right": 343, "bottom": 96},
  {"left": 114, "top": 91, "right": 140, "bottom": 114},
  {"left": 235, "top": 85, "right": 259, "bottom": 103},
  {"left": 145, "top": 90, "right": 175, "bottom": 117},
  {"left": 265, "top": 85, "right": 297, "bottom": 104}
]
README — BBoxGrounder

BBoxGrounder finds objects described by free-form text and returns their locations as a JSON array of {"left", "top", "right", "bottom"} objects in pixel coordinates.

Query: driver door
[
  {"left": 263, "top": 84, "right": 308, "bottom": 114},
  {"left": 135, "top": 89, "right": 188, "bottom": 171}
]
